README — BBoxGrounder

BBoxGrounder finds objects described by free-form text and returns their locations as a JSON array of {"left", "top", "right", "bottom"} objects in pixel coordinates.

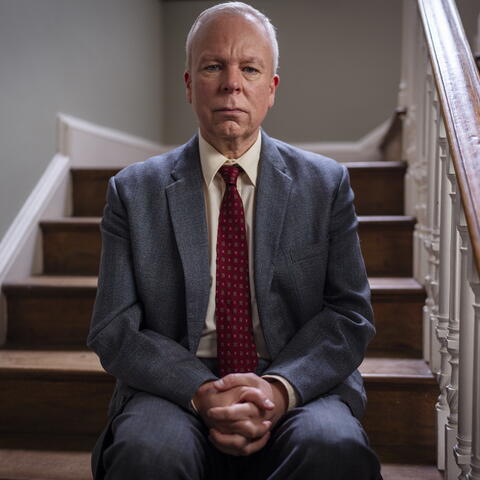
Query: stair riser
[
  {"left": 5, "top": 288, "right": 423, "bottom": 357},
  {"left": 0, "top": 375, "right": 114, "bottom": 436},
  {"left": 72, "top": 165, "right": 406, "bottom": 218},
  {"left": 368, "top": 292, "right": 424, "bottom": 357},
  {"left": 363, "top": 382, "right": 437, "bottom": 463},
  {"left": 358, "top": 222, "right": 413, "bottom": 277},
  {"left": 349, "top": 168, "right": 405, "bottom": 216},
  {"left": 43, "top": 227, "right": 101, "bottom": 276},
  {"left": 0, "top": 370, "right": 434, "bottom": 458},
  {"left": 6, "top": 294, "right": 94, "bottom": 347},
  {"left": 41, "top": 221, "right": 413, "bottom": 277}
]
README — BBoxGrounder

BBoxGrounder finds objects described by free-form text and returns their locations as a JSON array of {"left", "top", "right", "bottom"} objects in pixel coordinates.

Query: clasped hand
[{"left": 193, "top": 373, "right": 287, "bottom": 456}]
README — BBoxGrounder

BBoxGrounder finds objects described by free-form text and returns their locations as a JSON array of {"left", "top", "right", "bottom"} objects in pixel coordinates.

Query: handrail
[{"left": 418, "top": 0, "right": 480, "bottom": 273}]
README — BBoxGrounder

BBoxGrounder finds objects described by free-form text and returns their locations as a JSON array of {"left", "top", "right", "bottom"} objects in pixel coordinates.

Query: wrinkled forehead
[{"left": 191, "top": 12, "right": 273, "bottom": 63}]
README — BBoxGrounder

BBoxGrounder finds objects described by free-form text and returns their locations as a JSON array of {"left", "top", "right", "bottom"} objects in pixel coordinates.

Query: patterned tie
[{"left": 216, "top": 165, "right": 258, "bottom": 377}]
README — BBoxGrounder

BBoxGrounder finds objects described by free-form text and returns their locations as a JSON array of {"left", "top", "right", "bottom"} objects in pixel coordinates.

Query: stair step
[
  {"left": 0, "top": 350, "right": 435, "bottom": 464},
  {"left": 360, "top": 358, "right": 437, "bottom": 464},
  {"left": 71, "top": 162, "right": 406, "bottom": 218},
  {"left": 2, "top": 276, "right": 97, "bottom": 347},
  {"left": 3, "top": 276, "right": 422, "bottom": 353},
  {"left": 346, "top": 161, "right": 406, "bottom": 216},
  {"left": 41, "top": 218, "right": 101, "bottom": 276},
  {"left": 40, "top": 215, "right": 414, "bottom": 277},
  {"left": 381, "top": 464, "right": 442, "bottom": 479},
  {"left": 358, "top": 216, "right": 414, "bottom": 277},
  {"left": 368, "top": 277, "right": 424, "bottom": 357},
  {"left": 0, "top": 350, "right": 113, "bottom": 437},
  {"left": 0, "top": 449, "right": 92, "bottom": 480}
]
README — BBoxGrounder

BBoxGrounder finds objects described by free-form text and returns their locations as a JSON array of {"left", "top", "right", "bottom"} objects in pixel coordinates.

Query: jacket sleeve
[
  {"left": 262, "top": 166, "right": 375, "bottom": 405},
  {"left": 87, "top": 176, "right": 217, "bottom": 410}
]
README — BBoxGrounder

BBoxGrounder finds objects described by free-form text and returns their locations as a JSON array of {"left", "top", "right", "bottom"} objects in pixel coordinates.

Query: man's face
[{"left": 185, "top": 13, "right": 279, "bottom": 150}]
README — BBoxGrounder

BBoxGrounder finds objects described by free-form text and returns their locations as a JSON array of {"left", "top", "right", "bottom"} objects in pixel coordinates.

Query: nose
[{"left": 221, "top": 67, "right": 241, "bottom": 93}]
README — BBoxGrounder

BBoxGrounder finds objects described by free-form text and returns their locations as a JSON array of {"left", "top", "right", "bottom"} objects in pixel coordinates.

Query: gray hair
[{"left": 185, "top": 2, "right": 279, "bottom": 73}]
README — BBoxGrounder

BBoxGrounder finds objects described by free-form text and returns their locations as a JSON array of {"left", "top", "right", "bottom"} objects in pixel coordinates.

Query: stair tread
[
  {"left": 357, "top": 215, "right": 415, "bottom": 223},
  {"left": 0, "top": 350, "right": 103, "bottom": 374},
  {"left": 3, "top": 276, "right": 97, "bottom": 291},
  {"left": 0, "top": 349, "right": 432, "bottom": 379},
  {"left": 369, "top": 277, "right": 423, "bottom": 292},
  {"left": 343, "top": 161, "right": 407, "bottom": 169},
  {"left": 0, "top": 449, "right": 91, "bottom": 480},
  {"left": 4, "top": 275, "right": 423, "bottom": 292},
  {"left": 360, "top": 357, "right": 434, "bottom": 379},
  {"left": 381, "top": 463, "right": 442, "bottom": 479},
  {"left": 41, "top": 215, "right": 414, "bottom": 225}
]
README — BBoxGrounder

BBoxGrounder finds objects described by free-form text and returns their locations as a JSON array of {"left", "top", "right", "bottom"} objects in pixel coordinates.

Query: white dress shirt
[{"left": 195, "top": 131, "right": 297, "bottom": 410}]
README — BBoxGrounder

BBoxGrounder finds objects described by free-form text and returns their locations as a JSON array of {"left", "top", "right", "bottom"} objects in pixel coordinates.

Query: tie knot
[{"left": 219, "top": 165, "right": 241, "bottom": 186}]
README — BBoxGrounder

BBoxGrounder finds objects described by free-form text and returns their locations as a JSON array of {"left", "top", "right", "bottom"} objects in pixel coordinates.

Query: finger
[
  {"left": 241, "top": 431, "right": 271, "bottom": 456},
  {"left": 215, "top": 419, "right": 272, "bottom": 439},
  {"left": 208, "top": 402, "right": 261, "bottom": 422},
  {"left": 209, "top": 428, "right": 249, "bottom": 454},
  {"left": 214, "top": 373, "right": 259, "bottom": 391},
  {"left": 210, "top": 429, "right": 272, "bottom": 457},
  {"left": 239, "top": 388, "right": 275, "bottom": 410}
]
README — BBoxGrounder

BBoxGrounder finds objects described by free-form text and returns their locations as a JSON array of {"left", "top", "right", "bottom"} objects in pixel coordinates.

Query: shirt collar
[{"left": 199, "top": 130, "right": 261, "bottom": 187}]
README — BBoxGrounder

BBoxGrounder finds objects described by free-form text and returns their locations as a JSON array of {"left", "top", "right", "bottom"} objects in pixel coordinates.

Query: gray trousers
[{"left": 101, "top": 390, "right": 382, "bottom": 479}]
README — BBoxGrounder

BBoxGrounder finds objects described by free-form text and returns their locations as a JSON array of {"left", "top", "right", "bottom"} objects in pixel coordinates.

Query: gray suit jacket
[{"left": 87, "top": 132, "right": 374, "bottom": 472}]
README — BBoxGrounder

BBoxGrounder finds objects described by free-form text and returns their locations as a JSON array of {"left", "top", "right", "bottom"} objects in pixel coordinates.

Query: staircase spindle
[
  {"left": 468, "top": 250, "right": 480, "bottom": 480},
  {"left": 454, "top": 208, "right": 475, "bottom": 479},
  {"left": 436, "top": 130, "right": 452, "bottom": 470},
  {"left": 445, "top": 165, "right": 461, "bottom": 480}
]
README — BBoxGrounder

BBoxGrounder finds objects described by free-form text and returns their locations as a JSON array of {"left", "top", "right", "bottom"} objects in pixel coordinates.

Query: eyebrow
[{"left": 198, "top": 54, "right": 266, "bottom": 67}]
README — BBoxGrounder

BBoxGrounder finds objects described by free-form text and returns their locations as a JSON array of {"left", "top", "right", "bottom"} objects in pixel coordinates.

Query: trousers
[{"left": 101, "top": 389, "right": 381, "bottom": 479}]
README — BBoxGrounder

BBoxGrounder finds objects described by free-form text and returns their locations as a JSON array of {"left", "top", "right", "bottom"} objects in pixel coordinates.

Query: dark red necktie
[{"left": 216, "top": 165, "right": 258, "bottom": 377}]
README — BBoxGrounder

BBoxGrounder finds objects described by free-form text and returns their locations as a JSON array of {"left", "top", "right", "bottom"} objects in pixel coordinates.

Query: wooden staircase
[{"left": 0, "top": 160, "right": 441, "bottom": 479}]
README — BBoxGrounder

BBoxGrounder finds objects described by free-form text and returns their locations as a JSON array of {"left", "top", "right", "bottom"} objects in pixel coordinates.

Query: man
[{"left": 87, "top": 2, "right": 382, "bottom": 479}]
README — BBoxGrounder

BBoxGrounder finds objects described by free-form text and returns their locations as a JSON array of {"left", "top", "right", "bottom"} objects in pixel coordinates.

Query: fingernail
[
  {"left": 214, "top": 379, "right": 224, "bottom": 387},
  {"left": 264, "top": 399, "right": 274, "bottom": 408}
]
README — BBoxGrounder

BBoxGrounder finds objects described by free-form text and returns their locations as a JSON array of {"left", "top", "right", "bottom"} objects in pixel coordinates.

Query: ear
[
  {"left": 184, "top": 71, "right": 192, "bottom": 104},
  {"left": 268, "top": 75, "right": 280, "bottom": 108}
]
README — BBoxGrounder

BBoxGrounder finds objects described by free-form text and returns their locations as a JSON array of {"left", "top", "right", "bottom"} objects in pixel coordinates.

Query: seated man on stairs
[{"left": 87, "top": 2, "right": 382, "bottom": 479}]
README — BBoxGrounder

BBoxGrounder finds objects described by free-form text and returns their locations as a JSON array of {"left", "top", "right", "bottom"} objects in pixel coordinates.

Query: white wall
[
  {"left": 162, "top": 0, "right": 403, "bottom": 145},
  {"left": 0, "top": 0, "right": 163, "bottom": 239}
]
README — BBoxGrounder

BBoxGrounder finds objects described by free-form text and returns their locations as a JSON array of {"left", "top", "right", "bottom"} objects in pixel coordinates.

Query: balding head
[{"left": 185, "top": 2, "right": 279, "bottom": 74}]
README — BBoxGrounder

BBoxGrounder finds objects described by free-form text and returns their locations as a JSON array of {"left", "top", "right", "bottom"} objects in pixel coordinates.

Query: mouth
[{"left": 214, "top": 108, "right": 246, "bottom": 114}]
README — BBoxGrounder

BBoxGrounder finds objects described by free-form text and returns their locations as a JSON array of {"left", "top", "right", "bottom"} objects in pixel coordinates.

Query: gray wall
[
  {"left": 162, "top": 0, "right": 403, "bottom": 145},
  {"left": 0, "top": 0, "right": 163, "bottom": 239}
]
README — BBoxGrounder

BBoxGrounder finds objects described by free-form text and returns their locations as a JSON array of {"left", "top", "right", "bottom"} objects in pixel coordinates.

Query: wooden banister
[{"left": 418, "top": 0, "right": 480, "bottom": 273}]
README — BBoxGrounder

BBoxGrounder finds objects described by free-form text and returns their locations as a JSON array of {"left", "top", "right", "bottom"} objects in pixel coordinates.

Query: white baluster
[
  {"left": 445, "top": 161, "right": 461, "bottom": 479},
  {"left": 428, "top": 86, "right": 441, "bottom": 373},
  {"left": 436, "top": 128, "right": 452, "bottom": 470},
  {"left": 468, "top": 250, "right": 480, "bottom": 480},
  {"left": 454, "top": 206, "right": 475, "bottom": 479}
]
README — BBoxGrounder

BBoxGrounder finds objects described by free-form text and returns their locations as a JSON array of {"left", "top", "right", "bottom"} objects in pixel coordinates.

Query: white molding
[
  {"left": 293, "top": 120, "right": 389, "bottom": 163},
  {"left": 0, "top": 154, "right": 71, "bottom": 344},
  {"left": 58, "top": 113, "right": 389, "bottom": 168},
  {"left": 58, "top": 113, "right": 166, "bottom": 167}
]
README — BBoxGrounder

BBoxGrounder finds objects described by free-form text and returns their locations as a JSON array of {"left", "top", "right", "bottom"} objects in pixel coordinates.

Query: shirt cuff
[
  {"left": 262, "top": 375, "right": 298, "bottom": 411},
  {"left": 191, "top": 398, "right": 199, "bottom": 415}
]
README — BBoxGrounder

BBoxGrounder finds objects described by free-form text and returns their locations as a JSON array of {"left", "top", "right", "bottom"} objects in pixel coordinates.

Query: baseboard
[
  {"left": 58, "top": 113, "right": 166, "bottom": 167},
  {"left": 294, "top": 120, "right": 389, "bottom": 163},
  {"left": 0, "top": 154, "right": 71, "bottom": 344}
]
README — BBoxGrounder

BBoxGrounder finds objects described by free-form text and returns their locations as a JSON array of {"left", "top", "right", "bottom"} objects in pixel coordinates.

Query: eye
[
  {"left": 204, "top": 64, "right": 221, "bottom": 72},
  {"left": 242, "top": 66, "right": 259, "bottom": 74}
]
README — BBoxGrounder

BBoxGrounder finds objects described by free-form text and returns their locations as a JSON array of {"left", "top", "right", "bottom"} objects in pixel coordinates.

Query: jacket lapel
[
  {"left": 254, "top": 133, "right": 293, "bottom": 347},
  {"left": 165, "top": 136, "right": 210, "bottom": 353}
]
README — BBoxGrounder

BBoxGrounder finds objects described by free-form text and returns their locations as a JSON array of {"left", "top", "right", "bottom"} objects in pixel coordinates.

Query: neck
[{"left": 200, "top": 129, "right": 259, "bottom": 159}]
